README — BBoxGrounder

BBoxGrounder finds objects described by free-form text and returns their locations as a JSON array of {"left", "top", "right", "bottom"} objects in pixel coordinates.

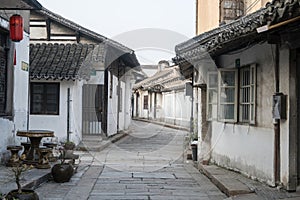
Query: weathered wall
[
  {"left": 0, "top": 32, "right": 30, "bottom": 163},
  {"left": 278, "top": 46, "right": 295, "bottom": 188},
  {"left": 209, "top": 42, "right": 276, "bottom": 185}
]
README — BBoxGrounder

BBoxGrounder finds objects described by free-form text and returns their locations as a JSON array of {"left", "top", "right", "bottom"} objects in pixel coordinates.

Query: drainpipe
[
  {"left": 190, "top": 73, "right": 194, "bottom": 134},
  {"left": 274, "top": 44, "right": 280, "bottom": 185},
  {"left": 67, "top": 88, "right": 71, "bottom": 142}
]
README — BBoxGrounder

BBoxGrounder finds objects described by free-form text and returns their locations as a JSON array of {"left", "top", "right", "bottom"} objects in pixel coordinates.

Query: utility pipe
[
  {"left": 274, "top": 44, "right": 280, "bottom": 185},
  {"left": 67, "top": 88, "right": 70, "bottom": 142}
]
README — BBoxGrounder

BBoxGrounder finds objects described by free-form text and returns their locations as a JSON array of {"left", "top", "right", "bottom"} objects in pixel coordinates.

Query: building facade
[
  {"left": 196, "top": 0, "right": 271, "bottom": 35},
  {"left": 176, "top": 0, "right": 300, "bottom": 191},
  {"left": 28, "top": 7, "right": 140, "bottom": 145},
  {"left": 133, "top": 61, "right": 191, "bottom": 130}
]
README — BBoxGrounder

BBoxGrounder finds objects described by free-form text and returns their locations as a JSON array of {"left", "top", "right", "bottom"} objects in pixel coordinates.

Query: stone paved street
[{"left": 35, "top": 120, "right": 227, "bottom": 200}]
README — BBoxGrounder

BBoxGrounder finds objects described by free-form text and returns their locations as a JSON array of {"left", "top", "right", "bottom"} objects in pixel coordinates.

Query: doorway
[{"left": 82, "top": 84, "right": 104, "bottom": 135}]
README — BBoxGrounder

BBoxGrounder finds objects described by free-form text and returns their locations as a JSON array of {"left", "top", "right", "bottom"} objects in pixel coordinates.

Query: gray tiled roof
[
  {"left": 133, "top": 66, "right": 187, "bottom": 92},
  {"left": 30, "top": 43, "right": 105, "bottom": 80},
  {"left": 23, "top": 0, "right": 42, "bottom": 9},
  {"left": 0, "top": 0, "right": 42, "bottom": 10},
  {"left": 174, "top": 0, "right": 300, "bottom": 64}
]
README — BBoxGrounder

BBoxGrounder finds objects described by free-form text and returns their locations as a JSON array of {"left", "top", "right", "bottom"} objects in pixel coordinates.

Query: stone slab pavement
[
  {"left": 0, "top": 131, "right": 127, "bottom": 198},
  {"left": 35, "top": 120, "right": 227, "bottom": 200},
  {"left": 2, "top": 120, "right": 300, "bottom": 200}
]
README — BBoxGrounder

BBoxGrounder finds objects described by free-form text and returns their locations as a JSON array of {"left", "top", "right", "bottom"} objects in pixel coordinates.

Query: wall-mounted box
[{"left": 272, "top": 93, "right": 287, "bottom": 120}]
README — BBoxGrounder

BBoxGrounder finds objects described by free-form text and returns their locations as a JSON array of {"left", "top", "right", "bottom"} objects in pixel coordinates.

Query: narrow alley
[{"left": 35, "top": 120, "right": 227, "bottom": 200}]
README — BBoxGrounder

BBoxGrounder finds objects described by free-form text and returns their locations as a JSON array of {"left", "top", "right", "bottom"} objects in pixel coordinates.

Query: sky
[{"left": 37, "top": 0, "right": 196, "bottom": 65}]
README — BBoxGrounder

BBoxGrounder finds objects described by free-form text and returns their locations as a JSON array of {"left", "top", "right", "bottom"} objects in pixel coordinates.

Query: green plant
[
  {"left": 11, "top": 164, "right": 34, "bottom": 194},
  {"left": 63, "top": 141, "right": 75, "bottom": 150}
]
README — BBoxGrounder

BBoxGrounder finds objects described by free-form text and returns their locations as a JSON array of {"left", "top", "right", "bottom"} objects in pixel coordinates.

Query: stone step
[{"left": 200, "top": 164, "right": 253, "bottom": 197}]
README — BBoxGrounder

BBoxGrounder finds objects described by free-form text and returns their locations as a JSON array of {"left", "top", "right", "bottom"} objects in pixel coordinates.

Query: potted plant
[
  {"left": 5, "top": 164, "right": 39, "bottom": 200},
  {"left": 51, "top": 150, "right": 74, "bottom": 183},
  {"left": 63, "top": 141, "right": 75, "bottom": 150}
]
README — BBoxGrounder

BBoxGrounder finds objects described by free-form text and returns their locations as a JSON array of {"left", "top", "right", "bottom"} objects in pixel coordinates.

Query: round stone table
[{"left": 17, "top": 130, "right": 54, "bottom": 165}]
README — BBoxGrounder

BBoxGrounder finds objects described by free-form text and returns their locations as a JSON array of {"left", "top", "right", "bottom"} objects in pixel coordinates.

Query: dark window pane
[
  {"left": 144, "top": 95, "right": 148, "bottom": 110},
  {"left": 30, "top": 83, "right": 59, "bottom": 115},
  {"left": 221, "top": 71, "right": 235, "bottom": 86}
]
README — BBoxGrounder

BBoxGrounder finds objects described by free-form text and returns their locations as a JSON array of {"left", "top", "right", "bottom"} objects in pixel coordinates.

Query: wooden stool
[
  {"left": 6, "top": 145, "right": 22, "bottom": 167},
  {"left": 43, "top": 142, "right": 58, "bottom": 162},
  {"left": 20, "top": 142, "right": 31, "bottom": 160},
  {"left": 36, "top": 147, "right": 52, "bottom": 169}
]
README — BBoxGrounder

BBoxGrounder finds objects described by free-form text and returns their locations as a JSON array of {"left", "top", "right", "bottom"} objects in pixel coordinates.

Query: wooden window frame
[
  {"left": 207, "top": 72, "right": 218, "bottom": 121},
  {"left": 207, "top": 64, "right": 256, "bottom": 124},
  {"left": 218, "top": 69, "right": 238, "bottom": 123},
  {"left": 30, "top": 82, "right": 60, "bottom": 115}
]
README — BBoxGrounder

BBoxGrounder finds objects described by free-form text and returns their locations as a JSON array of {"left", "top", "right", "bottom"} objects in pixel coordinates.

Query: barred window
[
  {"left": 239, "top": 65, "right": 256, "bottom": 124},
  {"left": 207, "top": 64, "right": 256, "bottom": 124},
  {"left": 30, "top": 83, "right": 60, "bottom": 115}
]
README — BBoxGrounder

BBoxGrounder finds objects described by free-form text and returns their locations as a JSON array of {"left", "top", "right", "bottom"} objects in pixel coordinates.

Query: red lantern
[{"left": 10, "top": 14, "right": 23, "bottom": 42}]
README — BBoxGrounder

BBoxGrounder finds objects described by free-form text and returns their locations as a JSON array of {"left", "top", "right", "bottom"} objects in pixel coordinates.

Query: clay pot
[
  {"left": 51, "top": 163, "right": 74, "bottom": 183},
  {"left": 6, "top": 189, "right": 39, "bottom": 200}
]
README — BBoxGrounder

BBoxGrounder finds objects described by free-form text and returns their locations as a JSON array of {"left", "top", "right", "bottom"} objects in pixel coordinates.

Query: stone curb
[{"left": 199, "top": 164, "right": 253, "bottom": 197}]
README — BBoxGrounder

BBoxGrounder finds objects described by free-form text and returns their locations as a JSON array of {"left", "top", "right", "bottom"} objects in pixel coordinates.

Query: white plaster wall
[
  {"left": 14, "top": 33, "right": 31, "bottom": 139},
  {"left": 124, "top": 74, "right": 132, "bottom": 129},
  {"left": 0, "top": 28, "right": 30, "bottom": 163},
  {"left": 209, "top": 42, "right": 276, "bottom": 184},
  {"left": 211, "top": 122, "right": 274, "bottom": 182},
  {"left": 30, "top": 81, "right": 83, "bottom": 145},
  {"left": 107, "top": 74, "right": 118, "bottom": 136},
  {"left": 156, "top": 93, "right": 163, "bottom": 119},
  {"left": 118, "top": 81, "right": 126, "bottom": 131},
  {"left": 162, "top": 90, "right": 191, "bottom": 128},
  {"left": 69, "top": 81, "right": 83, "bottom": 143}
]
